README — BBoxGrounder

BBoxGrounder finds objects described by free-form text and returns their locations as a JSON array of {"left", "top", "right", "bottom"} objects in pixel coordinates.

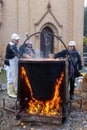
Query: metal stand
[
  {"left": 68, "top": 95, "right": 82, "bottom": 113},
  {"left": 1, "top": 95, "right": 18, "bottom": 113}
]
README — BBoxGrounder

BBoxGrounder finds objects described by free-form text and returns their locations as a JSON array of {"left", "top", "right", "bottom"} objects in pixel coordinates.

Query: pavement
[{"left": 0, "top": 89, "right": 87, "bottom": 130}]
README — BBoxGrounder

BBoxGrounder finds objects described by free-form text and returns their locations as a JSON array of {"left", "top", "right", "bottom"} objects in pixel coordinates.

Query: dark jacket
[
  {"left": 19, "top": 43, "right": 35, "bottom": 58},
  {"left": 54, "top": 49, "right": 82, "bottom": 79},
  {"left": 4, "top": 43, "right": 19, "bottom": 65}
]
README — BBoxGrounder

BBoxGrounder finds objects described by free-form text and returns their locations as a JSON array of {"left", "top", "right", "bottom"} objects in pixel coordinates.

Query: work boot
[
  {"left": 7, "top": 83, "right": 17, "bottom": 98},
  {"left": 70, "top": 95, "right": 74, "bottom": 100},
  {"left": 14, "top": 90, "right": 17, "bottom": 95}
]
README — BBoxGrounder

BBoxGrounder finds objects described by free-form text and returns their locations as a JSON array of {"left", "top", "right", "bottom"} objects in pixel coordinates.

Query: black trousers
[{"left": 69, "top": 78, "right": 75, "bottom": 96}]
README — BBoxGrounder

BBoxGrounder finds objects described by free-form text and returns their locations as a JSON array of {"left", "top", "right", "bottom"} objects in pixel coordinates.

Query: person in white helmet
[
  {"left": 49, "top": 41, "right": 82, "bottom": 100},
  {"left": 4, "top": 33, "right": 20, "bottom": 98}
]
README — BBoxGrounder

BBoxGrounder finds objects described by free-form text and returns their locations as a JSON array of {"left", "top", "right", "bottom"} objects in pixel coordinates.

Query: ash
[{"left": 0, "top": 90, "right": 87, "bottom": 130}]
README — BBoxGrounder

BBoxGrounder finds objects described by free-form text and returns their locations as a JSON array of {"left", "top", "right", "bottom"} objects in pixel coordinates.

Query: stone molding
[
  {"left": 35, "top": 2, "right": 63, "bottom": 37},
  {"left": 0, "top": 0, "right": 3, "bottom": 25}
]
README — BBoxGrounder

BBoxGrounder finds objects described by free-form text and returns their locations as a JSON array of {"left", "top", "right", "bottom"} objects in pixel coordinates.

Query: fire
[{"left": 21, "top": 66, "right": 64, "bottom": 117}]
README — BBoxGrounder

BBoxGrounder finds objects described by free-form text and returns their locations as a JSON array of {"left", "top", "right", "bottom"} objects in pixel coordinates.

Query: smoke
[{"left": 32, "top": 49, "right": 43, "bottom": 59}]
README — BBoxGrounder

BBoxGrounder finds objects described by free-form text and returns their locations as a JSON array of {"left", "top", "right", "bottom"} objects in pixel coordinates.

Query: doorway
[{"left": 40, "top": 27, "right": 54, "bottom": 58}]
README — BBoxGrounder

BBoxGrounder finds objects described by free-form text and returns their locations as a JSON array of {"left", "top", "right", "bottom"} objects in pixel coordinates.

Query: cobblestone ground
[{"left": 0, "top": 89, "right": 87, "bottom": 130}]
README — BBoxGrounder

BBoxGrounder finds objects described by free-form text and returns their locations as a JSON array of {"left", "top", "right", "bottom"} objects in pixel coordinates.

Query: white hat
[
  {"left": 68, "top": 41, "right": 76, "bottom": 46},
  {"left": 11, "top": 33, "right": 20, "bottom": 40}
]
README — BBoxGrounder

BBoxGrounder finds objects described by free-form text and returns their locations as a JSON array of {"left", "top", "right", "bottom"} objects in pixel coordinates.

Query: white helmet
[
  {"left": 68, "top": 41, "right": 76, "bottom": 46},
  {"left": 11, "top": 33, "right": 20, "bottom": 40}
]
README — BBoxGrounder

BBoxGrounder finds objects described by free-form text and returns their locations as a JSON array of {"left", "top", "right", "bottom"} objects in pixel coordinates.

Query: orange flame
[{"left": 21, "top": 66, "right": 64, "bottom": 117}]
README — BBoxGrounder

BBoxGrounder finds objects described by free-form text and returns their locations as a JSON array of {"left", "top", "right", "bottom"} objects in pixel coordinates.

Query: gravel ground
[{"left": 0, "top": 89, "right": 87, "bottom": 130}]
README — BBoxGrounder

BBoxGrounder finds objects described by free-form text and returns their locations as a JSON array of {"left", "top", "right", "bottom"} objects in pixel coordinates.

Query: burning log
[{"left": 21, "top": 114, "right": 62, "bottom": 125}]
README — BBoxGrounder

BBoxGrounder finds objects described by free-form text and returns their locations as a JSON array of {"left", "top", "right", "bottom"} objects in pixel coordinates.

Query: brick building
[{"left": 0, "top": 0, "right": 84, "bottom": 61}]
